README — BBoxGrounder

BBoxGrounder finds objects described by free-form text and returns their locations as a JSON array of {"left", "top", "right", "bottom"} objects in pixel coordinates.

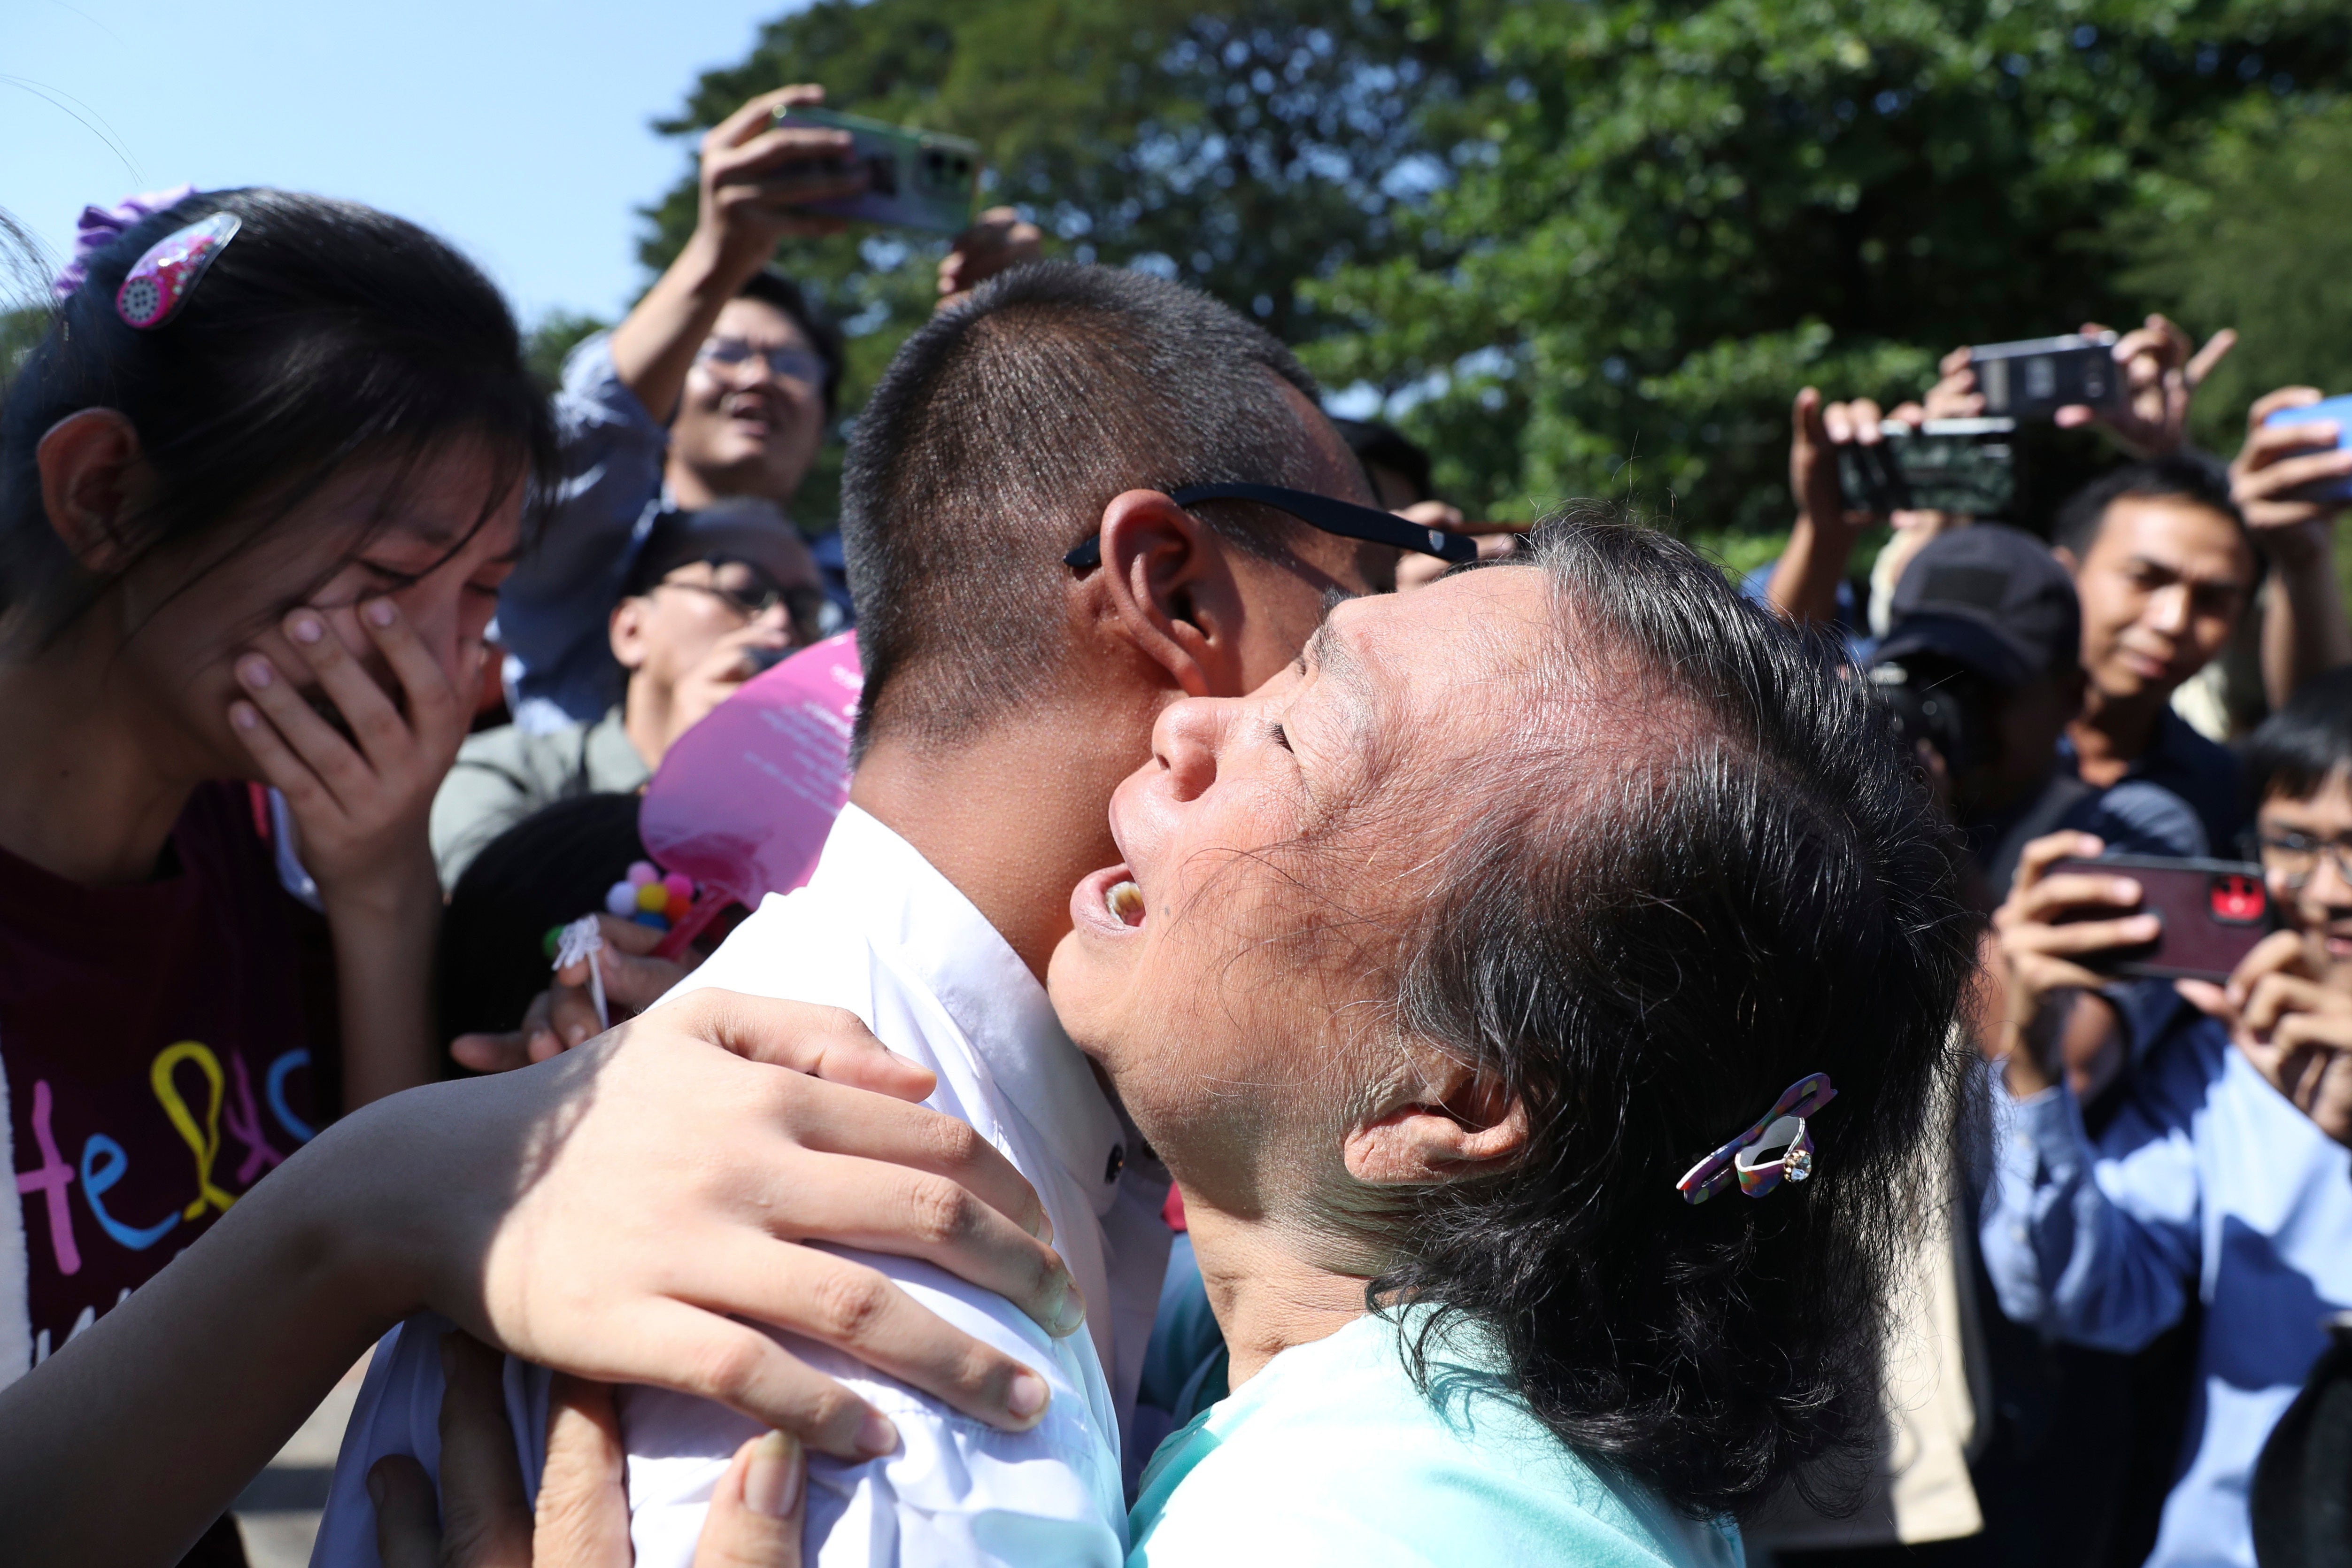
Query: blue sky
[{"left": 5, "top": 0, "right": 810, "bottom": 324}]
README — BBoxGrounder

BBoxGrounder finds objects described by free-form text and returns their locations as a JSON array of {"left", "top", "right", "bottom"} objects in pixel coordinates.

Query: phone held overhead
[
  {"left": 2260, "top": 393, "right": 2352, "bottom": 504},
  {"left": 1838, "top": 417, "right": 2019, "bottom": 518},
  {"left": 1966, "top": 331, "right": 2126, "bottom": 420},
  {"left": 773, "top": 106, "right": 981, "bottom": 234}
]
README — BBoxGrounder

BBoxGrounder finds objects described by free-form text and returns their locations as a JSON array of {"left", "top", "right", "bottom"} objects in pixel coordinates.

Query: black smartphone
[
  {"left": 773, "top": 107, "right": 980, "bottom": 234},
  {"left": 2049, "top": 855, "right": 2275, "bottom": 983},
  {"left": 1968, "top": 332, "right": 2123, "bottom": 419},
  {"left": 1835, "top": 417, "right": 2018, "bottom": 517}
]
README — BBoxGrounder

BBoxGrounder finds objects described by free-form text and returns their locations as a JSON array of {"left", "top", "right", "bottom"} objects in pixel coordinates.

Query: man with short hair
[
  {"left": 320, "top": 260, "right": 1474, "bottom": 1567},
  {"left": 429, "top": 499, "right": 825, "bottom": 885},
  {"left": 494, "top": 87, "right": 857, "bottom": 735},
  {"left": 2049, "top": 456, "right": 2262, "bottom": 855}
]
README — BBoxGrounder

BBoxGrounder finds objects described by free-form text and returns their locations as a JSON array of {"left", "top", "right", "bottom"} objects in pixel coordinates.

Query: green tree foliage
[
  {"left": 1303, "top": 0, "right": 2349, "bottom": 535},
  {"left": 647, "top": 0, "right": 2346, "bottom": 546},
  {"left": 2121, "top": 94, "right": 2352, "bottom": 451},
  {"left": 638, "top": 0, "right": 1490, "bottom": 454},
  {"left": 523, "top": 310, "right": 612, "bottom": 393}
]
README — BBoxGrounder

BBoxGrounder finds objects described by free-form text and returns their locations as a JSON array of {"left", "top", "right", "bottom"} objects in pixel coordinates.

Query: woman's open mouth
[{"left": 1072, "top": 863, "right": 1148, "bottom": 935}]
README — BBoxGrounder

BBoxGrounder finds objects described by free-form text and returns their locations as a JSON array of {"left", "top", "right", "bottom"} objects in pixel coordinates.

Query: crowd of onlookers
[{"left": 0, "top": 76, "right": 2348, "bottom": 1568}]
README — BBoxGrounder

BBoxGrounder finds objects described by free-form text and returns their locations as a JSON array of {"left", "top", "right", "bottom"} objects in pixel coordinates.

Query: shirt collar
[{"left": 806, "top": 804, "right": 1128, "bottom": 1212}]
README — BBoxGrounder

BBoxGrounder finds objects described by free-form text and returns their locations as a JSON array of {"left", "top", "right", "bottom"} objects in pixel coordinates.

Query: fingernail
[
  {"left": 365, "top": 598, "right": 396, "bottom": 627},
  {"left": 238, "top": 656, "right": 274, "bottom": 689},
  {"left": 2128, "top": 914, "right": 2161, "bottom": 935},
  {"left": 1008, "top": 1371, "right": 1049, "bottom": 1419},
  {"left": 2114, "top": 880, "right": 2142, "bottom": 901},
  {"left": 744, "top": 1430, "right": 801, "bottom": 1516},
  {"left": 1027, "top": 1205, "right": 1054, "bottom": 1245},
  {"left": 856, "top": 1408, "right": 897, "bottom": 1456},
  {"left": 289, "top": 614, "right": 324, "bottom": 644},
  {"left": 231, "top": 703, "right": 259, "bottom": 731},
  {"left": 1050, "top": 1278, "right": 1088, "bottom": 1337},
  {"left": 367, "top": 1468, "right": 386, "bottom": 1509}
]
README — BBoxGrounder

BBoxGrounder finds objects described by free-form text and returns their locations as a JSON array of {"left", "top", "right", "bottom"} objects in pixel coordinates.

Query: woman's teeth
[{"left": 1106, "top": 880, "right": 1145, "bottom": 928}]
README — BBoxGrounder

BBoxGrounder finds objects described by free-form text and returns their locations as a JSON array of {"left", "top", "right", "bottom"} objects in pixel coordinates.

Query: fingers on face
[
  {"left": 279, "top": 608, "right": 408, "bottom": 771},
  {"left": 231, "top": 649, "right": 369, "bottom": 808},
  {"left": 358, "top": 597, "right": 463, "bottom": 744},
  {"left": 534, "top": 1376, "right": 632, "bottom": 1568}
]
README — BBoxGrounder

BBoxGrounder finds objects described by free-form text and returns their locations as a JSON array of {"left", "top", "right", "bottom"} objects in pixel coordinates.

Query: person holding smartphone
[{"left": 1978, "top": 668, "right": 2352, "bottom": 1568}]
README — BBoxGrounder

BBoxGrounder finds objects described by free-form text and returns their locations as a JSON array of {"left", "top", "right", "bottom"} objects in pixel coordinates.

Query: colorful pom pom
[
  {"left": 542, "top": 925, "right": 565, "bottom": 960},
  {"left": 605, "top": 881, "right": 637, "bottom": 917},
  {"left": 632, "top": 911, "right": 670, "bottom": 931},
  {"left": 635, "top": 881, "right": 668, "bottom": 913},
  {"left": 665, "top": 886, "right": 693, "bottom": 919},
  {"left": 661, "top": 872, "right": 693, "bottom": 903},
  {"left": 626, "top": 861, "right": 659, "bottom": 886}
]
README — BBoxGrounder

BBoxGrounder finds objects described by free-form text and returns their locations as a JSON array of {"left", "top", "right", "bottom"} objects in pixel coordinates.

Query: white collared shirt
[{"left": 313, "top": 806, "right": 1173, "bottom": 1568}]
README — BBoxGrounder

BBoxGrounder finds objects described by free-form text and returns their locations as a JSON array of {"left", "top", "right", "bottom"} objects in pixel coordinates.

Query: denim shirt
[
  {"left": 496, "top": 333, "right": 670, "bottom": 733},
  {"left": 1979, "top": 1022, "right": 2352, "bottom": 1568}
]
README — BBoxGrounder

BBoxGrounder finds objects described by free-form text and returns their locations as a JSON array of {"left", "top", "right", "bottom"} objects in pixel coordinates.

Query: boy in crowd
[
  {"left": 1980, "top": 665, "right": 2352, "bottom": 1568},
  {"left": 430, "top": 500, "right": 825, "bottom": 885}
]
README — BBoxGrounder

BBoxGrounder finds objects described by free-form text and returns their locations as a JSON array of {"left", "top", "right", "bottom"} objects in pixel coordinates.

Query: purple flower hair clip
[
  {"left": 51, "top": 184, "right": 197, "bottom": 303},
  {"left": 1675, "top": 1072, "right": 1838, "bottom": 1205}
]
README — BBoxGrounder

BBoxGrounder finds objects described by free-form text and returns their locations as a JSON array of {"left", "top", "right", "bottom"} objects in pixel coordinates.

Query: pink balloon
[{"left": 638, "top": 632, "right": 862, "bottom": 911}]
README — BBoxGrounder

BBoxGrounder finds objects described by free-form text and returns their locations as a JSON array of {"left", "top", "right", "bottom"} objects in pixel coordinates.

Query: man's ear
[
  {"left": 608, "top": 597, "right": 651, "bottom": 672},
  {"left": 2051, "top": 544, "right": 2081, "bottom": 576},
  {"left": 36, "top": 409, "right": 145, "bottom": 573},
  {"left": 1089, "top": 490, "right": 1251, "bottom": 699},
  {"left": 1342, "top": 1054, "right": 1530, "bottom": 1187}
]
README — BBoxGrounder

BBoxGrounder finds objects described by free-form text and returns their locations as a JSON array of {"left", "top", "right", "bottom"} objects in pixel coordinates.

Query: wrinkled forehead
[{"left": 1320, "top": 565, "right": 1567, "bottom": 797}]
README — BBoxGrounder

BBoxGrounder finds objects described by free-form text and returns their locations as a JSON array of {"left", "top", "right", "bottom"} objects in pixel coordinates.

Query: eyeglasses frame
[{"left": 1061, "top": 482, "right": 1479, "bottom": 572}]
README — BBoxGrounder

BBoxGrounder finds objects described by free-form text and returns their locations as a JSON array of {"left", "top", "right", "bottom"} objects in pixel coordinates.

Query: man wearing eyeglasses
[
  {"left": 430, "top": 500, "right": 827, "bottom": 886},
  {"left": 1979, "top": 663, "right": 2352, "bottom": 1568}
]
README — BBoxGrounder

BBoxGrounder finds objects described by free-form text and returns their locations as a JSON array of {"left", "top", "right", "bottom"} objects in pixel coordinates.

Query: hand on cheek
[{"left": 226, "top": 598, "right": 468, "bottom": 901}]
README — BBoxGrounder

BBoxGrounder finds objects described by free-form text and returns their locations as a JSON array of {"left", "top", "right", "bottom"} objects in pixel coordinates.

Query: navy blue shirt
[{"left": 2062, "top": 708, "right": 2247, "bottom": 860}]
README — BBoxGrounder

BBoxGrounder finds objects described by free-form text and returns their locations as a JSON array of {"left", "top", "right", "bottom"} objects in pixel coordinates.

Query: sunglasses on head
[{"left": 1061, "top": 483, "right": 1479, "bottom": 572}]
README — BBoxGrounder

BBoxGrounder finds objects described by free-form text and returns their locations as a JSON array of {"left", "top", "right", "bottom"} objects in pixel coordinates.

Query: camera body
[
  {"left": 1869, "top": 655, "right": 1995, "bottom": 782},
  {"left": 1837, "top": 417, "right": 2019, "bottom": 518},
  {"left": 1970, "top": 332, "right": 2124, "bottom": 419},
  {"left": 773, "top": 107, "right": 980, "bottom": 234}
]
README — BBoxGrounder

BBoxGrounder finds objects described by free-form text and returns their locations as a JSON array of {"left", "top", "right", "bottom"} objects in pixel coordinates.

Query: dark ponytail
[{"left": 0, "top": 188, "right": 554, "bottom": 647}]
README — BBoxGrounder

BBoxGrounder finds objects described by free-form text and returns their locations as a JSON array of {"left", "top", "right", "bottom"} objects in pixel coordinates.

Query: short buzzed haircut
[{"left": 841, "top": 261, "right": 1342, "bottom": 754}]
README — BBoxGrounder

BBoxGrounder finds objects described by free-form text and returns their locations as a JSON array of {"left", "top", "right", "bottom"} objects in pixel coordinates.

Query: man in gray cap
[{"left": 430, "top": 498, "right": 826, "bottom": 885}]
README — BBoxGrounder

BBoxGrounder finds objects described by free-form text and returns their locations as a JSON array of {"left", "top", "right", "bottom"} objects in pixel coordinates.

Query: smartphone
[
  {"left": 1968, "top": 332, "right": 2123, "bottom": 419},
  {"left": 1835, "top": 417, "right": 2018, "bottom": 517},
  {"left": 772, "top": 107, "right": 980, "bottom": 234},
  {"left": 2259, "top": 394, "right": 2352, "bottom": 503},
  {"left": 2050, "top": 855, "right": 2275, "bottom": 982}
]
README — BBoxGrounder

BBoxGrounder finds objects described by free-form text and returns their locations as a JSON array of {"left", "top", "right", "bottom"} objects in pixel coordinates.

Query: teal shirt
[{"left": 1127, "top": 1310, "right": 1743, "bottom": 1568}]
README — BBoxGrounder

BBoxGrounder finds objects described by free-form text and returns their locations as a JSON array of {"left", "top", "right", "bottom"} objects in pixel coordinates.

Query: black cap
[
  {"left": 1874, "top": 525, "right": 2080, "bottom": 689},
  {"left": 622, "top": 499, "right": 814, "bottom": 598}
]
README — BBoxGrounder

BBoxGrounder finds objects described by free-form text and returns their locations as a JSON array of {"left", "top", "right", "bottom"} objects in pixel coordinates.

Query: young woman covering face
[
  {"left": 0, "top": 187, "right": 547, "bottom": 1561},
  {"left": 1050, "top": 522, "right": 1975, "bottom": 1562}
]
